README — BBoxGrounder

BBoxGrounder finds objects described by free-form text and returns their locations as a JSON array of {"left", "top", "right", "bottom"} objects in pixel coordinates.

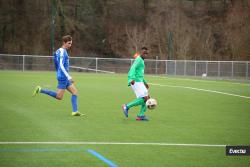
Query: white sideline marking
[
  {"left": 150, "top": 75, "right": 250, "bottom": 86},
  {"left": 150, "top": 83, "right": 250, "bottom": 99},
  {"left": 0, "top": 142, "right": 225, "bottom": 147},
  {"left": 70, "top": 66, "right": 115, "bottom": 74}
]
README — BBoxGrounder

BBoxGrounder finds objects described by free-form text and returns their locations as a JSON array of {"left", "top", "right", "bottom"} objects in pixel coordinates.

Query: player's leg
[
  {"left": 32, "top": 86, "right": 57, "bottom": 98},
  {"left": 122, "top": 82, "right": 144, "bottom": 117},
  {"left": 67, "top": 84, "right": 78, "bottom": 112},
  {"left": 128, "top": 82, "right": 148, "bottom": 108},
  {"left": 126, "top": 98, "right": 144, "bottom": 109},
  {"left": 137, "top": 96, "right": 149, "bottom": 116},
  {"left": 122, "top": 82, "right": 148, "bottom": 117},
  {"left": 129, "top": 82, "right": 148, "bottom": 109},
  {"left": 138, "top": 103, "right": 146, "bottom": 117},
  {"left": 67, "top": 83, "right": 84, "bottom": 116},
  {"left": 122, "top": 97, "right": 144, "bottom": 117},
  {"left": 33, "top": 79, "right": 67, "bottom": 99},
  {"left": 136, "top": 96, "right": 149, "bottom": 121},
  {"left": 55, "top": 89, "right": 65, "bottom": 100}
]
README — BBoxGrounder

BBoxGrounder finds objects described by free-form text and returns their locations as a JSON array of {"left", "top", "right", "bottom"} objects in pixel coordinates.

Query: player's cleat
[
  {"left": 122, "top": 104, "right": 129, "bottom": 118},
  {"left": 136, "top": 115, "right": 149, "bottom": 121},
  {"left": 71, "top": 111, "right": 85, "bottom": 116},
  {"left": 32, "top": 86, "right": 41, "bottom": 97}
]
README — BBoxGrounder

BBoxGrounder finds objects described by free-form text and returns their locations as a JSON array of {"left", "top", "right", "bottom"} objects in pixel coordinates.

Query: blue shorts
[{"left": 57, "top": 79, "right": 72, "bottom": 89}]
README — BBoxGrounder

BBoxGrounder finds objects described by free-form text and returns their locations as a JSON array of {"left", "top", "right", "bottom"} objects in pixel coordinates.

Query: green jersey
[{"left": 128, "top": 56, "right": 147, "bottom": 86}]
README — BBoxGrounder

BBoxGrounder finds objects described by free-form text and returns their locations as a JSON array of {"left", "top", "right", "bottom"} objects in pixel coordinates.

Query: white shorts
[{"left": 131, "top": 82, "right": 148, "bottom": 98}]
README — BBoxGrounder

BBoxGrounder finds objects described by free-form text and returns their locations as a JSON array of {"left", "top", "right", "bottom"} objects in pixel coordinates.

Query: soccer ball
[{"left": 146, "top": 98, "right": 157, "bottom": 110}]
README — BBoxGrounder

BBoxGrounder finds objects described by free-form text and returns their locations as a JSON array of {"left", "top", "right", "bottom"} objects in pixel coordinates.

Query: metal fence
[{"left": 0, "top": 54, "right": 249, "bottom": 80}]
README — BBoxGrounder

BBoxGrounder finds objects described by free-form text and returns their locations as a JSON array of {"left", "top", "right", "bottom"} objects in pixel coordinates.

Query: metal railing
[{"left": 0, "top": 54, "right": 249, "bottom": 80}]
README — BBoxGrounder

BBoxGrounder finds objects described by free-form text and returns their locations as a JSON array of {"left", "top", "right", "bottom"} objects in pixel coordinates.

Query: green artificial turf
[{"left": 0, "top": 71, "right": 249, "bottom": 167}]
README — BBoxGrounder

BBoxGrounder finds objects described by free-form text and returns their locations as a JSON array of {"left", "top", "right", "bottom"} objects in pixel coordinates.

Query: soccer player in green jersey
[{"left": 122, "top": 47, "right": 150, "bottom": 121}]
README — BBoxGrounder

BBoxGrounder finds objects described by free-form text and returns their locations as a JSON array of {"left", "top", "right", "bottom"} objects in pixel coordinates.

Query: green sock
[
  {"left": 138, "top": 103, "right": 146, "bottom": 116},
  {"left": 127, "top": 98, "right": 144, "bottom": 109}
]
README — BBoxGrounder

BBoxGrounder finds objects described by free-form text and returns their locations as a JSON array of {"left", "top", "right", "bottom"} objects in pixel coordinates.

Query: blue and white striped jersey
[{"left": 53, "top": 48, "right": 72, "bottom": 81}]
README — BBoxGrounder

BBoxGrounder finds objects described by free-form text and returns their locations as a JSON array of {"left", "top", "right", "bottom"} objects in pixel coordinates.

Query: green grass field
[{"left": 0, "top": 71, "right": 249, "bottom": 167}]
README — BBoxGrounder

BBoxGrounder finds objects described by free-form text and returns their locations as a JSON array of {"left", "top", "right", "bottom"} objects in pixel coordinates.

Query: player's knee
[
  {"left": 72, "top": 91, "right": 77, "bottom": 95},
  {"left": 143, "top": 96, "right": 149, "bottom": 102},
  {"left": 72, "top": 89, "right": 78, "bottom": 95},
  {"left": 69, "top": 88, "right": 77, "bottom": 95},
  {"left": 56, "top": 95, "right": 63, "bottom": 100}
]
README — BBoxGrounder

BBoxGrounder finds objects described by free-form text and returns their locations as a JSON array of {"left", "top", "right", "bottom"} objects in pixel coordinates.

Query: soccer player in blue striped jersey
[{"left": 32, "top": 35, "right": 84, "bottom": 116}]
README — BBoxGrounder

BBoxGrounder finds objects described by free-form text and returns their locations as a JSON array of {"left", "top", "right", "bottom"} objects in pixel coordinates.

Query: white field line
[
  {"left": 0, "top": 142, "right": 225, "bottom": 147},
  {"left": 149, "top": 75, "right": 250, "bottom": 86},
  {"left": 70, "top": 66, "right": 115, "bottom": 74},
  {"left": 149, "top": 83, "right": 250, "bottom": 99}
]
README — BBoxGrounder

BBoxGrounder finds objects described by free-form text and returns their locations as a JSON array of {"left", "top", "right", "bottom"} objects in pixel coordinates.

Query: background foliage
[{"left": 0, "top": 0, "right": 249, "bottom": 60}]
